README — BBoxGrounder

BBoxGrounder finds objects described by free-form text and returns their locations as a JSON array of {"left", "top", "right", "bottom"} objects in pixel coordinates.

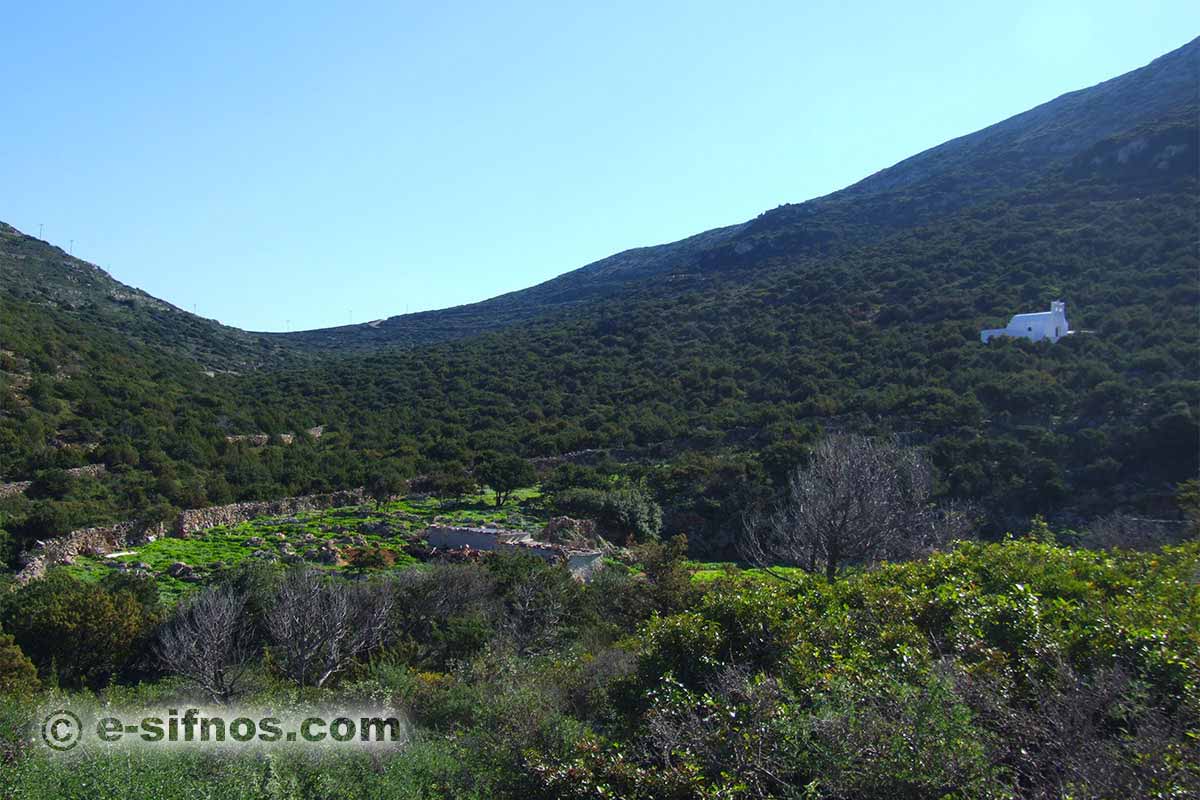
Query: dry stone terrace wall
[
  {"left": 16, "top": 519, "right": 168, "bottom": 583},
  {"left": 224, "top": 425, "right": 323, "bottom": 447},
  {"left": 0, "top": 464, "right": 108, "bottom": 499},
  {"left": 173, "top": 488, "right": 367, "bottom": 537},
  {"left": 14, "top": 488, "right": 368, "bottom": 583},
  {"left": 65, "top": 463, "right": 107, "bottom": 479},
  {"left": 0, "top": 481, "right": 32, "bottom": 499}
]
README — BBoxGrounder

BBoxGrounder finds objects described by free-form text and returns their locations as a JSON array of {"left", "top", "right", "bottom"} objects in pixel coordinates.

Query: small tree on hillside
[
  {"left": 0, "top": 633, "right": 40, "bottom": 697},
  {"left": 477, "top": 452, "right": 536, "bottom": 508},
  {"left": 428, "top": 463, "right": 477, "bottom": 503},
  {"left": 740, "top": 433, "right": 969, "bottom": 582},
  {"left": 369, "top": 470, "right": 408, "bottom": 509}
]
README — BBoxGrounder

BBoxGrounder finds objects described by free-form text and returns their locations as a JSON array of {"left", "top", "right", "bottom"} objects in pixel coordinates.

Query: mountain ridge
[
  {"left": 2, "top": 37, "right": 1196, "bottom": 358},
  {"left": 267, "top": 35, "right": 1199, "bottom": 350}
]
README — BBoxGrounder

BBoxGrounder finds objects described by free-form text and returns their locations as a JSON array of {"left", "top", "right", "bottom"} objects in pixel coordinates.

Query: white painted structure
[
  {"left": 424, "top": 524, "right": 603, "bottom": 580},
  {"left": 981, "top": 301, "right": 1072, "bottom": 344}
]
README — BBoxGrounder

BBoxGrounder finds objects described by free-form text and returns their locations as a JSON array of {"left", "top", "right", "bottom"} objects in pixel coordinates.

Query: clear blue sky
[{"left": 2, "top": 2, "right": 1195, "bottom": 332}]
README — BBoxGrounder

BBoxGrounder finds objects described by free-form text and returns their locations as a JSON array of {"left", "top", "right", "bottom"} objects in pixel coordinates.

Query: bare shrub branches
[
  {"left": 266, "top": 568, "right": 393, "bottom": 688},
  {"left": 741, "top": 433, "right": 971, "bottom": 580},
  {"left": 157, "top": 586, "right": 253, "bottom": 703}
]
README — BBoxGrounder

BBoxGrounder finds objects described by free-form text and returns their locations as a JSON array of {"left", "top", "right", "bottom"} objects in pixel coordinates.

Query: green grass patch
[{"left": 60, "top": 491, "right": 549, "bottom": 603}]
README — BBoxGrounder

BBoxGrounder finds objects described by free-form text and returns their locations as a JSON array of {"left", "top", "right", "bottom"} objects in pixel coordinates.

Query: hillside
[
  {"left": 0, "top": 39, "right": 1196, "bottom": 562},
  {"left": 273, "top": 37, "right": 1199, "bottom": 350},
  {"left": 0, "top": 222, "right": 295, "bottom": 370}
]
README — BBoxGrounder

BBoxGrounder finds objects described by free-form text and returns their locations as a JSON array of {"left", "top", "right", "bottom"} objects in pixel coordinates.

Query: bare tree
[
  {"left": 266, "top": 568, "right": 393, "bottom": 688},
  {"left": 741, "top": 433, "right": 969, "bottom": 581},
  {"left": 157, "top": 586, "right": 253, "bottom": 703}
]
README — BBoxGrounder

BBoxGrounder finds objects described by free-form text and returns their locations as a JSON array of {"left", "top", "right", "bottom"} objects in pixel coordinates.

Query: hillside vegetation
[
  {"left": 0, "top": 38, "right": 1197, "bottom": 800},
  {"left": 5, "top": 122, "right": 1194, "bottom": 560},
  {"left": 1, "top": 534, "right": 1196, "bottom": 798}
]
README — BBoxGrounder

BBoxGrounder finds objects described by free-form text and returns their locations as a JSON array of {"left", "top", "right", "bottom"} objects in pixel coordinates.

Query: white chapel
[{"left": 980, "top": 301, "right": 1072, "bottom": 344}]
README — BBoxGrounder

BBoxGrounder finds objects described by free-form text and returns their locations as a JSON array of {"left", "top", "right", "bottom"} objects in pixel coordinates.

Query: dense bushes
[
  {"left": 0, "top": 537, "right": 1196, "bottom": 797},
  {"left": 532, "top": 539, "right": 1200, "bottom": 798},
  {"left": 553, "top": 484, "right": 663, "bottom": 543},
  {"left": 0, "top": 570, "right": 162, "bottom": 688}
]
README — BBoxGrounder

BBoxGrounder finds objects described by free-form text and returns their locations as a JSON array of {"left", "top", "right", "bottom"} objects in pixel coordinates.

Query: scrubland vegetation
[
  {"left": 0, "top": 37, "right": 1196, "bottom": 799},
  {"left": 1, "top": 524, "right": 1196, "bottom": 798}
]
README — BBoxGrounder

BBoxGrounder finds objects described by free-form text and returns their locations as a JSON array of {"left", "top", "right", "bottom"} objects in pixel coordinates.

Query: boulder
[
  {"left": 166, "top": 562, "right": 193, "bottom": 578},
  {"left": 541, "top": 516, "right": 611, "bottom": 552}
]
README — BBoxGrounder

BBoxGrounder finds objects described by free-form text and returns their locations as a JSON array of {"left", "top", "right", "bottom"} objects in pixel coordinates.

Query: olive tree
[{"left": 476, "top": 452, "right": 536, "bottom": 508}]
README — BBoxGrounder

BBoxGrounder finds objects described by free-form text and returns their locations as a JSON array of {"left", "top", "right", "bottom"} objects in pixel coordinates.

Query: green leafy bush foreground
[{"left": 1, "top": 538, "right": 1197, "bottom": 799}]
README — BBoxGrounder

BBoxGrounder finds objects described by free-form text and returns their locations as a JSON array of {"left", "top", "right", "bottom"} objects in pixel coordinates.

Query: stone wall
[
  {"left": 0, "top": 464, "right": 107, "bottom": 499},
  {"left": 16, "top": 519, "right": 167, "bottom": 584},
  {"left": 566, "top": 551, "right": 604, "bottom": 581},
  {"left": 0, "top": 480, "right": 32, "bottom": 499},
  {"left": 14, "top": 488, "right": 368, "bottom": 582},
  {"left": 173, "top": 488, "right": 367, "bottom": 537},
  {"left": 426, "top": 525, "right": 533, "bottom": 551},
  {"left": 224, "top": 426, "right": 324, "bottom": 447},
  {"left": 424, "top": 523, "right": 603, "bottom": 580}
]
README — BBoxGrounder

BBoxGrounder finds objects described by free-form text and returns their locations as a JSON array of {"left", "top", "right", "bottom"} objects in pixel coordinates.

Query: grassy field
[
  {"left": 58, "top": 488, "right": 549, "bottom": 602},
  {"left": 54, "top": 486, "right": 796, "bottom": 602},
  {"left": 685, "top": 560, "right": 810, "bottom": 583}
]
